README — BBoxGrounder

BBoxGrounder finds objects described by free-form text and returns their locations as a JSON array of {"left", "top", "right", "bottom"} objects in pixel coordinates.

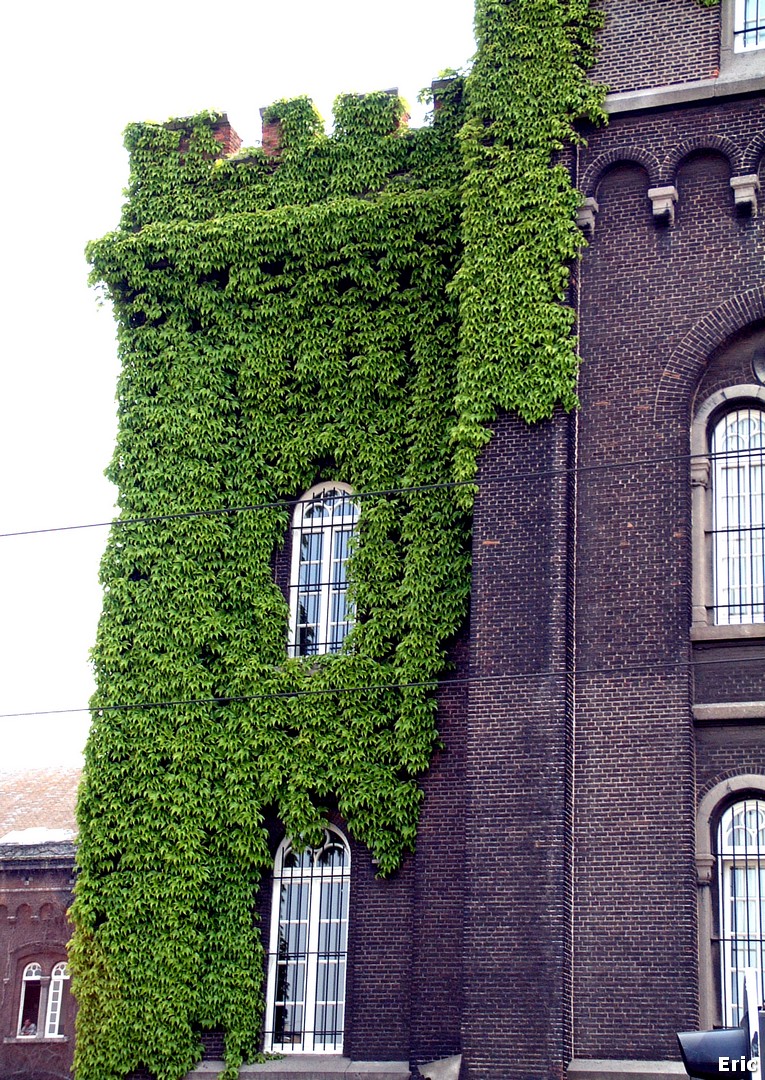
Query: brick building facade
[
  {"left": 57, "top": 1, "right": 765, "bottom": 1079},
  {"left": 0, "top": 769, "right": 79, "bottom": 1080},
  {"left": 218, "top": 5, "right": 764, "bottom": 1073},
  {"left": 281, "top": 4, "right": 764, "bottom": 1077}
]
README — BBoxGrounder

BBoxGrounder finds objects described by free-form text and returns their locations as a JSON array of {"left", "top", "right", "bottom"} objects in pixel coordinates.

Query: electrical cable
[
  {"left": 1, "top": 650, "right": 764, "bottom": 720},
  {"left": 0, "top": 446, "right": 745, "bottom": 541}
]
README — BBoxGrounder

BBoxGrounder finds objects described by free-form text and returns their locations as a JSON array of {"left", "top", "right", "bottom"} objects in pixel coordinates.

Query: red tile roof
[{"left": 0, "top": 768, "right": 81, "bottom": 841}]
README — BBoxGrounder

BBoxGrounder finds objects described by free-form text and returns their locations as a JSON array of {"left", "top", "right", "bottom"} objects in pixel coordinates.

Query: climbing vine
[
  {"left": 71, "top": 0, "right": 617, "bottom": 1077},
  {"left": 451, "top": 0, "right": 605, "bottom": 488}
]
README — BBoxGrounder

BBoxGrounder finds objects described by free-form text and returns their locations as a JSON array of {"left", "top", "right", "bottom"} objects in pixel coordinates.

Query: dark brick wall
[
  {"left": 409, "top": 635, "right": 468, "bottom": 1066},
  {"left": 572, "top": 90, "right": 765, "bottom": 1063},
  {"left": 0, "top": 848, "right": 75, "bottom": 1080},
  {"left": 694, "top": 323, "right": 765, "bottom": 409},
  {"left": 460, "top": 411, "right": 572, "bottom": 1080},
  {"left": 591, "top": 0, "right": 719, "bottom": 93},
  {"left": 696, "top": 728, "right": 765, "bottom": 800}
]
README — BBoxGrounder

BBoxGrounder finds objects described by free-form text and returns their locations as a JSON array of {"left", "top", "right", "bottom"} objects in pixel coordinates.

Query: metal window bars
[
  {"left": 711, "top": 408, "right": 765, "bottom": 625},
  {"left": 288, "top": 488, "right": 359, "bottom": 657},
  {"left": 735, "top": 0, "right": 765, "bottom": 50},
  {"left": 718, "top": 800, "right": 765, "bottom": 1026},
  {"left": 264, "top": 830, "right": 350, "bottom": 1054}
]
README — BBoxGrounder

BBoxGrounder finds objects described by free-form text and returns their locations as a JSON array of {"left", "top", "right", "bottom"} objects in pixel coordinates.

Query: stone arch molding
[
  {"left": 696, "top": 773, "right": 765, "bottom": 1028},
  {"left": 653, "top": 285, "right": 765, "bottom": 422},
  {"left": 697, "top": 773, "right": 765, "bottom": 865}
]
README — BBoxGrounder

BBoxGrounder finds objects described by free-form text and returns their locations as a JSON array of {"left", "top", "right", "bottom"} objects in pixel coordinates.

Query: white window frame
[
  {"left": 734, "top": 0, "right": 765, "bottom": 51},
  {"left": 264, "top": 827, "right": 351, "bottom": 1054},
  {"left": 717, "top": 800, "right": 765, "bottom": 1026},
  {"left": 16, "top": 962, "right": 42, "bottom": 1037},
  {"left": 44, "top": 962, "right": 69, "bottom": 1037},
  {"left": 691, "top": 387, "right": 765, "bottom": 637},
  {"left": 287, "top": 483, "right": 359, "bottom": 657},
  {"left": 720, "top": 0, "right": 765, "bottom": 77}
]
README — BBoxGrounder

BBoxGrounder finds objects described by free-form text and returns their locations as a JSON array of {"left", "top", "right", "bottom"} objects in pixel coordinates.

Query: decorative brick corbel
[
  {"left": 576, "top": 197, "right": 599, "bottom": 236},
  {"left": 730, "top": 174, "right": 760, "bottom": 217},
  {"left": 648, "top": 185, "right": 678, "bottom": 226}
]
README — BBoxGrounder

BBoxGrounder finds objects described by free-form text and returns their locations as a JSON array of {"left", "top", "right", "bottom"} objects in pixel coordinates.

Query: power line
[
  {"left": 1, "top": 651, "right": 763, "bottom": 721},
  {"left": 0, "top": 447, "right": 730, "bottom": 542},
  {"left": 0, "top": 480, "right": 475, "bottom": 541}
]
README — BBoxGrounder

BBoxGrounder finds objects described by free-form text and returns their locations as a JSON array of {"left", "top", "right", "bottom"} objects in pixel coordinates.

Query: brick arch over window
[
  {"left": 653, "top": 286, "right": 765, "bottom": 423},
  {"left": 742, "top": 130, "right": 765, "bottom": 176},
  {"left": 580, "top": 145, "right": 661, "bottom": 200},
  {"left": 697, "top": 775, "right": 765, "bottom": 1028},
  {"left": 660, "top": 136, "right": 741, "bottom": 186}
]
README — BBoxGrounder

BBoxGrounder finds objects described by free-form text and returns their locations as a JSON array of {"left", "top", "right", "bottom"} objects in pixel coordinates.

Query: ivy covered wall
[{"left": 71, "top": 1, "right": 607, "bottom": 1077}]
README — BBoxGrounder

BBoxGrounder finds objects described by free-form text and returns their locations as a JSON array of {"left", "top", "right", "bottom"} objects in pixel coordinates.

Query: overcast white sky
[{"left": 0, "top": 0, "right": 475, "bottom": 770}]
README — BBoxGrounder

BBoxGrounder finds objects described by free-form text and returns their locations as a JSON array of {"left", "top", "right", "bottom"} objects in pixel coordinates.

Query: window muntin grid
[
  {"left": 717, "top": 800, "right": 765, "bottom": 1025},
  {"left": 288, "top": 485, "right": 359, "bottom": 657},
  {"left": 264, "top": 828, "right": 350, "bottom": 1054},
  {"left": 735, "top": 0, "right": 765, "bottom": 50},
  {"left": 45, "top": 962, "right": 69, "bottom": 1037},
  {"left": 17, "top": 962, "right": 42, "bottom": 1037},
  {"left": 711, "top": 408, "right": 765, "bottom": 625}
]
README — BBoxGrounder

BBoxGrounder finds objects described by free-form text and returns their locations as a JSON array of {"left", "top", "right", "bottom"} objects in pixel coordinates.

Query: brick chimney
[
  {"left": 259, "top": 108, "right": 283, "bottom": 159},
  {"left": 211, "top": 114, "right": 242, "bottom": 156}
]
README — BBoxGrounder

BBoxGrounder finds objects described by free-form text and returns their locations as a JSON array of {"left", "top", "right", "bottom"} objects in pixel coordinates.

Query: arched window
[
  {"left": 711, "top": 407, "right": 765, "bottom": 625},
  {"left": 717, "top": 799, "right": 765, "bottom": 1025},
  {"left": 45, "top": 962, "right": 69, "bottom": 1037},
  {"left": 288, "top": 484, "right": 359, "bottom": 656},
  {"left": 17, "top": 962, "right": 42, "bottom": 1036},
  {"left": 264, "top": 828, "right": 351, "bottom": 1053}
]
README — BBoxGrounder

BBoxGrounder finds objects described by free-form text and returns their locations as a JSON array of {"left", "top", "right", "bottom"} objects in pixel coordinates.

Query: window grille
[
  {"left": 717, "top": 800, "right": 765, "bottom": 1025},
  {"left": 735, "top": 0, "right": 765, "bottom": 50},
  {"left": 264, "top": 828, "right": 350, "bottom": 1053},
  {"left": 45, "top": 962, "right": 69, "bottom": 1036},
  {"left": 288, "top": 485, "right": 359, "bottom": 656},
  {"left": 17, "top": 962, "right": 42, "bottom": 1036},
  {"left": 711, "top": 407, "right": 765, "bottom": 625}
]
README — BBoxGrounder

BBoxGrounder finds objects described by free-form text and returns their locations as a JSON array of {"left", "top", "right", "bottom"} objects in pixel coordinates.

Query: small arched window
[
  {"left": 17, "top": 962, "right": 42, "bottom": 1036},
  {"left": 288, "top": 484, "right": 359, "bottom": 656},
  {"left": 711, "top": 407, "right": 765, "bottom": 625},
  {"left": 264, "top": 828, "right": 351, "bottom": 1053},
  {"left": 45, "top": 962, "right": 70, "bottom": 1037},
  {"left": 717, "top": 799, "right": 765, "bottom": 1024}
]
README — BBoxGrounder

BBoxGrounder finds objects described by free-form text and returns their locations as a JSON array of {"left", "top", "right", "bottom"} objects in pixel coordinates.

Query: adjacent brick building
[{"left": 0, "top": 768, "right": 79, "bottom": 1080}]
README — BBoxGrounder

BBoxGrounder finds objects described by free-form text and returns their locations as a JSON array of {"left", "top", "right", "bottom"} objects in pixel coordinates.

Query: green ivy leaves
[
  {"left": 451, "top": 0, "right": 606, "bottom": 492},
  {"left": 74, "top": 95, "right": 470, "bottom": 1080},
  {"left": 73, "top": 2, "right": 610, "bottom": 1071}
]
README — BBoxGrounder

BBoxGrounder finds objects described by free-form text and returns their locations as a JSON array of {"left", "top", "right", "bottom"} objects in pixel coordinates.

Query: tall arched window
[
  {"left": 711, "top": 407, "right": 765, "bottom": 625},
  {"left": 264, "top": 828, "right": 350, "bottom": 1053},
  {"left": 288, "top": 484, "right": 359, "bottom": 656},
  {"left": 45, "top": 962, "right": 69, "bottom": 1037},
  {"left": 717, "top": 799, "right": 765, "bottom": 1025},
  {"left": 17, "top": 962, "right": 42, "bottom": 1036}
]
